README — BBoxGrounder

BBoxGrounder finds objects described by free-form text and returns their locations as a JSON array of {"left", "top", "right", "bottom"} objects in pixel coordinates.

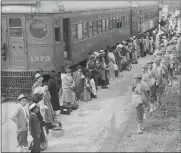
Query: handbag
[{"left": 114, "top": 64, "right": 118, "bottom": 70}]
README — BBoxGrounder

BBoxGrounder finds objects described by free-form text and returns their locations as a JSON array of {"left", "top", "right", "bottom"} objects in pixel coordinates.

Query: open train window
[
  {"left": 121, "top": 16, "right": 125, "bottom": 27},
  {"left": 102, "top": 19, "right": 106, "bottom": 32},
  {"left": 77, "top": 23, "right": 83, "bottom": 40},
  {"left": 105, "top": 19, "right": 109, "bottom": 31},
  {"left": 55, "top": 27, "right": 61, "bottom": 42},
  {"left": 97, "top": 20, "right": 102, "bottom": 34},
  {"left": 72, "top": 24, "right": 78, "bottom": 42},
  {"left": 109, "top": 18, "right": 113, "bottom": 30},
  {"left": 9, "top": 18, "right": 22, "bottom": 37},
  {"left": 116, "top": 17, "right": 122, "bottom": 29},
  {"left": 92, "top": 21, "right": 97, "bottom": 36},
  {"left": 30, "top": 20, "right": 48, "bottom": 39},
  {"left": 88, "top": 22, "right": 93, "bottom": 37},
  {"left": 113, "top": 18, "right": 117, "bottom": 29},
  {"left": 83, "top": 22, "right": 88, "bottom": 39}
]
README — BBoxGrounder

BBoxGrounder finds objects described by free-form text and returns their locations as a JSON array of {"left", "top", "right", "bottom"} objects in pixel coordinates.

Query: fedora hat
[
  {"left": 90, "top": 55, "right": 96, "bottom": 60},
  {"left": 18, "top": 94, "right": 27, "bottom": 101},
  {"left": 35, "top": 73, "right": 41, "bottom": 79},
  {"left": 32, "top": 93, "right": 43, "bottom": 103}
]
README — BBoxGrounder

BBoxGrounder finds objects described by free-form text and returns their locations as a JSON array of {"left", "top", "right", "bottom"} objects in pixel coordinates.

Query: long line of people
[
  {"left": 132, "top": 15, "right": 181, "bottom": 134},
  {"left": 11, "top": 13, "right": 181, "bottom": 152}
]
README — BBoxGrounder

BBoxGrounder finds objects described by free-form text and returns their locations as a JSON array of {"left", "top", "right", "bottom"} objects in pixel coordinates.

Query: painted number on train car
[{"left": 30, "top": 56, "right": 50, "bottom": 62}]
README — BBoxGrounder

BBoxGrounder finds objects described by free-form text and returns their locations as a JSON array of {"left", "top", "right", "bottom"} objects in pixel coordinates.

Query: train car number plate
[{"left": 63, "top": 109, "right": 67, "bottom": 111}]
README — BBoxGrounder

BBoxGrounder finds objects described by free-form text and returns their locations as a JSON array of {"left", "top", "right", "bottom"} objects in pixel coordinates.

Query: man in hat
[
  {"left": 152, "top": 58, "right": 164, "bottom": 109},
  {"left": 29, "top": 103, "right": 41, "bottom": 152},
  {"left": 11, "top": 94, "right": 28, "bottom": 148},
  {"left": 132, "top": 73, "right": 145, "bottom": 134},
  {"left": 32, "top": 73, "right": 43, "bottom": 93}
]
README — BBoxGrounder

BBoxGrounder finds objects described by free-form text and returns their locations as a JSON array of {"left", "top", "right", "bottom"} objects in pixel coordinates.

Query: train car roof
[
  {"left": 2, "top": 0, "right": 64, "bottom": 14},
  {"left": 61, "top": 1, "right": 132, "bottom": 13},
  {"left": 131, "top": 1, "right": 159, "bottom": 7}
]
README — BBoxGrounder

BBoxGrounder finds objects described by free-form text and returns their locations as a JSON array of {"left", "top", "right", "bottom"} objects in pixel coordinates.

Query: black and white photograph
[{"left": 1, "top": 0, "right": 181, "bottom": 152}]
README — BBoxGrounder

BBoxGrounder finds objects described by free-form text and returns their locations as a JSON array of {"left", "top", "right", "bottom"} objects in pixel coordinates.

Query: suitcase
[{"left": 60, "top": 105, "right": 71, "bottom": 115}]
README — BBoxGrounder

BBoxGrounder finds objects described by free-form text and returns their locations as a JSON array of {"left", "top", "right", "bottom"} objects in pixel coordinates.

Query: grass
[{"left": 117, "top": 78, "right": 181, "bottom": 152}]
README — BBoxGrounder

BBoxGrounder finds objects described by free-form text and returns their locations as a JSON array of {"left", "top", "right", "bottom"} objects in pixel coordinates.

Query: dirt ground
[{"left": 3, "top": 55, "right": 179, "bottom": 152}]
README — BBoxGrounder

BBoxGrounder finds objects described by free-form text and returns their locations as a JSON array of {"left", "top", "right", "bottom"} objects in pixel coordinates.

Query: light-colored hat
[
  {"left": 153, "top": 31, "right": 156, "bottom": 34},
  {"left": 29, "top": 103, "right": 37, "bottom": 110},
  {"left": 65, "top": 68, "right": 71, "bottom": 73},
  {"left": 117, "top": 44, "right": 123, "bottom": 48},
  {"left": 35, "top": 73, "right": 41, "bottom": 79},
  {"left": 99, "top": 50, "right": 105, "bottom": 54},
  {"left": 18, "top": 94, "right": 27, "bottom": 101},
  {"left": 132, "top": 36, "right": 136, "bottom": 39},
  {"left": 122, "top": 41, "right": 127, "bottom": 44}
]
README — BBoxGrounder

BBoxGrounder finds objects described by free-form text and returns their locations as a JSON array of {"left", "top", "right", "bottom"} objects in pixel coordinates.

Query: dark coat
[
  {"left": 29, "top": 113, "right": 41, "bottom": 139},
  {"left": 48, "top": 78, "right": 60, "bottom": 111}
]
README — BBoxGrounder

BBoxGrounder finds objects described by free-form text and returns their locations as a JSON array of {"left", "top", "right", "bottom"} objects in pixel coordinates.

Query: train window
[
  {"left": 109, "top": 18, "right": 113, "bottom": 30},
  {"left": 92, "top": 21, "right": 97, "bottom": 36},
  {"left": 88, "top": 21, "right": 93, "bottom": 37},
  {"left": 102, "top": 19, "right": 106, "bottom": 32},
  {"left": 97, "top": 20, "right": 102, "bottom": 33},
  {"left": 72, "top": 24, "right": 78, "bottom": 42},
  {"left": 30, "top": 20, "right": 48, "bottom": 39},
  {"left": 121, "top": 16, "right": 125, "bottom": 27},
  {"left": 105, "top": 19, "right": 109, "bottom": 31},
  {"left": 83, "top": 22, "right": 88, "bottom": 39},
  {"left": 116, "top": 17, "right": 121, "bottom": 28},
  {"left": 9, "top": 18, "right": 22, "bottom": 37},
  {"left": 9, "top": 18, "right": 21, "bottom": 27},
  {"left": 127, "top": 13, "right": 129, "bottom": 25},
  {"left": 113, "top": 18, "right": 117, "bottom": 29},
  {"left": 54, "top": 27, "right": 61, "bottom": 42},
  {"left": 77, "top": 23, "right": 83, "bottom": 40}
]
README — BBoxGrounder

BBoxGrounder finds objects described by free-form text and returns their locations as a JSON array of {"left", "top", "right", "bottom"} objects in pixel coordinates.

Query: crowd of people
[{"left": 10, "top": 12, "right": 181, "bottom": 152}]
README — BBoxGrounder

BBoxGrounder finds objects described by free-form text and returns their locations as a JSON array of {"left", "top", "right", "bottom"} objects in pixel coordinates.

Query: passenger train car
[{"left": 1, "top": 0, "right": 159, "bottom": 97}]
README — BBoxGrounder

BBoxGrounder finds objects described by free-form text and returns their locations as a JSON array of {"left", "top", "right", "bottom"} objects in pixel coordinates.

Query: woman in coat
[
  {"left": 99, "top": 56, "right": 109, "bottom": 88},
  {"left": 108, "top": 49, "right": 116, "bottom": 81},
  {"left": 42, "top": 81, "right": 55, "bottom": 135},
  {"left": 61, "top": 68, "right": 75, "bottom": 106}
]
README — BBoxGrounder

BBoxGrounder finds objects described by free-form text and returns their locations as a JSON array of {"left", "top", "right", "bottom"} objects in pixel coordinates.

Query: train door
[
  {"left": 7, "top": 16, "right": 28, "bottom": 69},
  {"left": 63, "top": 18, "right": 72, "bottom": 60}
]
